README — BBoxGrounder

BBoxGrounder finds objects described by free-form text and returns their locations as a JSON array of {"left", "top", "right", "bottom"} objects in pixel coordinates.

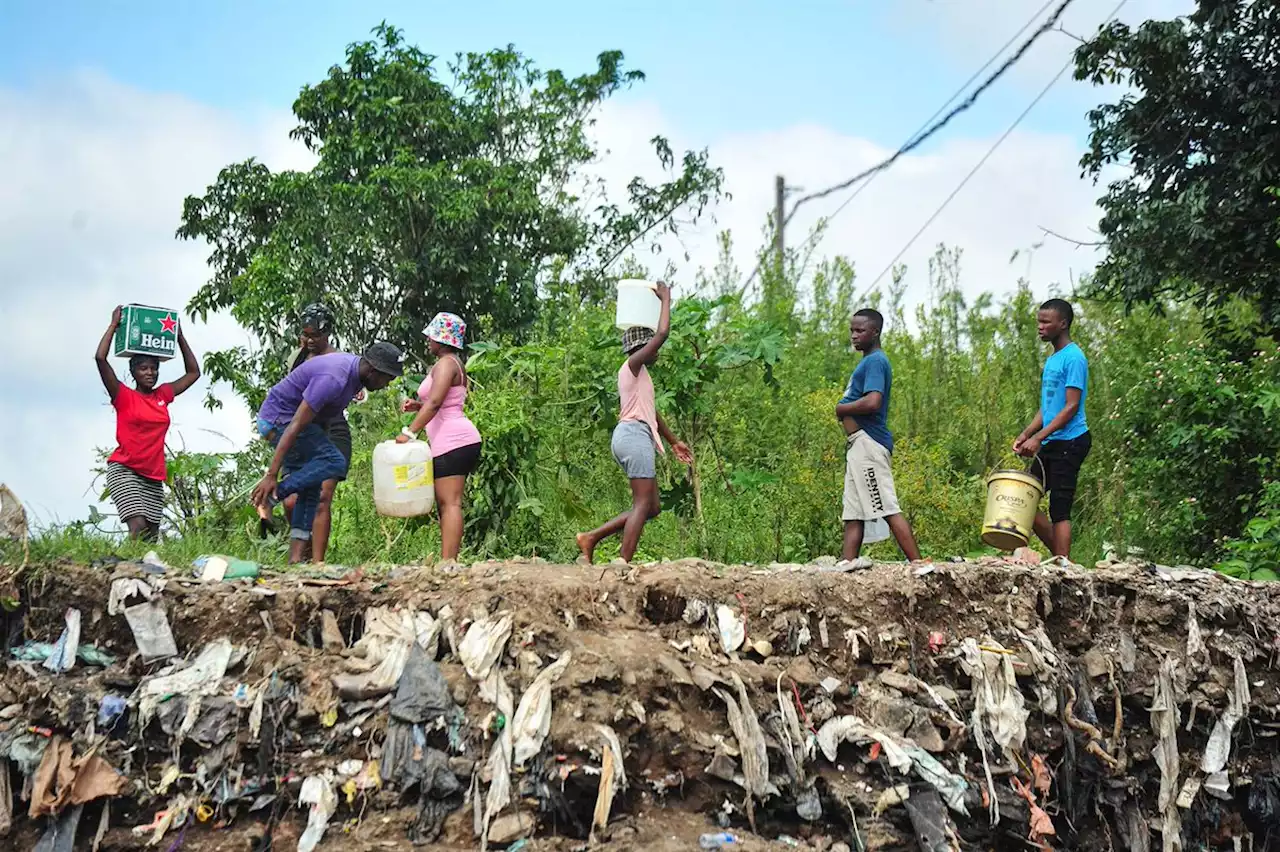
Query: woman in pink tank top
[
  {"left": 398, "top": 312, "right": 483, "bottom": 563},
  {"left": 576, "top": 282, "right": 693, "bottom": 564}
]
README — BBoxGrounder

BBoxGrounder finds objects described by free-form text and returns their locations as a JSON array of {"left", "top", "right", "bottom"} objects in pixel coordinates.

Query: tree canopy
[
  {"left": 1074, "top": 0, "right": 1280, "bottom": 332},
  {"left": 179, "top": 24, "right": 724, "bottom": 410}
]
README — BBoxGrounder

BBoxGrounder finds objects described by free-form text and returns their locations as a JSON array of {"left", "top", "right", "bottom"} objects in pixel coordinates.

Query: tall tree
[
  {"left": 1074, "top": 1, "right": 1280, "bottom": 332},
  {"left": 179, "top": 24, "right": 723, "bottom": 410}
]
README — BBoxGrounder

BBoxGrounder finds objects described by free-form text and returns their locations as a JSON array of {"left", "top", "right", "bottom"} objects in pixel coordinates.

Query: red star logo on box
[{"left": 159, "top": 313, "right": 178, "bottom": 334}]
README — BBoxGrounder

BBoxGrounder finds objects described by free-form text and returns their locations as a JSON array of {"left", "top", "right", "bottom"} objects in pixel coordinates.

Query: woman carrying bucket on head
[
  {"left": 398, "top": 312, "right": 482, "bottom": 564},
  {"left": 575, "top": 281, "right": 694, "bottom": 565}
]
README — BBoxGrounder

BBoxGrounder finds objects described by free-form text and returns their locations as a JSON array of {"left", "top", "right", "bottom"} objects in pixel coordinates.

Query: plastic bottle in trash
[{"left": 699, "top": 833, "right": 738, "bottom": 849}]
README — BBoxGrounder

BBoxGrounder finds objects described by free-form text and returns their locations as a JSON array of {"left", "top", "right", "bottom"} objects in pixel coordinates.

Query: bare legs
[
  {"left": 576, "top": 478, "right": 660, "bottom": 564},
  {"left": 841, "top": 513, "right": 921, "bottom": 562},
  {"left": 435, "top": 475, "right": 467, "bottom": 562},
  {"left": 124, "top": 516, "right": 159, "bottom": 542},
  {"left": 1033, "top": 512, "right": 1072, "bottom": 558}
]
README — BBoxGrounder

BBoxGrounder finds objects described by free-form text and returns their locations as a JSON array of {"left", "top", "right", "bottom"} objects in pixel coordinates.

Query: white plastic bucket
[
  {"left": 615, "top": 279, "right": 661, "bottom": 331},
  {"left": 372, "top": 439, "right": 436, "bottom": 517}
]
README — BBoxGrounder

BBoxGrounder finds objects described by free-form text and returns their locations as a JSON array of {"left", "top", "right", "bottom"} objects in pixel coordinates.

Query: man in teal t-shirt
[
  {"left": 1014, "top": 299, "right": 1091, "bottom": 559},
  {"left": 835, "top": 309, "right": 921, "bottom": 564}
]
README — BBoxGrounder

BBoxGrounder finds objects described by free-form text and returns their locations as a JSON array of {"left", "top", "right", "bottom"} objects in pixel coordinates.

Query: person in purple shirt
[{"left": 251, "top": 341, "right": 405, "bottom": 563}]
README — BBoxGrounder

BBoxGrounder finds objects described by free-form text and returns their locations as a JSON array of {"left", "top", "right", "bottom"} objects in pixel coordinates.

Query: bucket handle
[{"left": 989, "top": 453, "right": 1045, "bottom": 482}]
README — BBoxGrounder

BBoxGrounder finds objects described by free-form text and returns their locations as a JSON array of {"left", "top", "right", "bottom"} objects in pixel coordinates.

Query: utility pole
[{"left": 773, "top": 174, "right": 786, "bottom": 277}]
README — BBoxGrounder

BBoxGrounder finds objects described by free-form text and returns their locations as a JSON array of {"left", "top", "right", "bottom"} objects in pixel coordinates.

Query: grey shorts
[{"left": 612, "top": 420, "right": 656, "bottom": 480}]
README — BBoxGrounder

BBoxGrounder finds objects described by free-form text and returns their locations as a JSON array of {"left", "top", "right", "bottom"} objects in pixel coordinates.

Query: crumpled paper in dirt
[
  {"left": 460, "top": 613, "right": 513, "bottom": 681},
  {"left": 29, "top": 738, "right": 128, "bottom": 819},
  {"left": 298, "top": 773, "right": 338, "bottom": 852},
  {"left": 816, "top": 716, "right": 968, "bottom": 815},
  {"left": 1201, "top": 655, "right": 1249, "bottom": 775},
  {"left": 138, "top": 639, "right": 234, "bottom": 724},
  {"left": 511, "top": 652, "right": 572, "bottom": 767},
  {"left": 1151, "top": 657, "right": 1182, "bottom": 852}
]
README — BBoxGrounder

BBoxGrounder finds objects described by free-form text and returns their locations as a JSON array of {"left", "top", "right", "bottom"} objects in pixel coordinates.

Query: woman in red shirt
[{"left": 94, "top": 306, "right": 202, "bottom": 540}]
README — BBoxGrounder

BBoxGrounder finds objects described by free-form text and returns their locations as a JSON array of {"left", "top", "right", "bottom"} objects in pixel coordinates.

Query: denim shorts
[{"left": 611, "top": 420, "right": 656, "bottom": 479}]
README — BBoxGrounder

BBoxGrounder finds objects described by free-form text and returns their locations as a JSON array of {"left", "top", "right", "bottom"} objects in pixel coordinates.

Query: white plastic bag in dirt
[
  {"left": 298, "top": 773, "right": 337, "bottom": 852},
  {"left": 816, "top": 716, "right": 968, "bottom": 815},
  {"left": 123, "top": 602, "right": 178, "bottom": 661},
  {"left": 107, "top": 578, "right": 154, "bottom": 616},
  {"left": 460, "top": 614, "right": 513, "bottom": 681},
  {"left": 43, "top": 609, "right": 81, "bottom": 674},
  {"left": 138, "top": 639, "right": 234, "bottom": 723},
  {"left": 511, "top": 652, "right": 572, "bottom": 767},
  {"left": 960, "top": 638, "right": 1028, "bottom": 755},
  {"left": 1202, "top": 655, "right": 1249, "bottom": 774},
  {"left": 715, "top": 604, "right": 745, "bottom": 654}
]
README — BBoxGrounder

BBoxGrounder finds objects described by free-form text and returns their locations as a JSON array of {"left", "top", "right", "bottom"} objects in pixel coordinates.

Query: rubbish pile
[{"left": 0, "top": 554, "right": 1277, "bottom": 850}]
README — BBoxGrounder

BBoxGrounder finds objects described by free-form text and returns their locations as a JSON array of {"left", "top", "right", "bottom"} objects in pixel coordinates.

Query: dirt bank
[{"left": 1, "top": 556, "right": 1278, "bottom": 851}]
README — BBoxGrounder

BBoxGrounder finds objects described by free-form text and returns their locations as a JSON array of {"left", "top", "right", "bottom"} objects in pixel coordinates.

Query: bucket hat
[{"left": 423, "top": 312, "right": 466, "bottom": 350}]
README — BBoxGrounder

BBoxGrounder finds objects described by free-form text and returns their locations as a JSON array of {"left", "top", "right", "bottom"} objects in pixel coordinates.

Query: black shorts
[
  {"left": 435, "top": 442, "right": 482, "bottom": 479},
  {"left": 324, "top": 417, "right": 352, "bottom": 482},
  {"left": 1037, "top": 432, "right": 1091, "bottom": 523}
]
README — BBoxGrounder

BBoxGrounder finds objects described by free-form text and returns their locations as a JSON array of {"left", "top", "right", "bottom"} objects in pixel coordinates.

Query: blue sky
[
  {"left": 0, "top": 0, "right": 1186, "bottom": 525},
  {"left": 1, "top": 0, "right": 1105, "bottom": 150}
]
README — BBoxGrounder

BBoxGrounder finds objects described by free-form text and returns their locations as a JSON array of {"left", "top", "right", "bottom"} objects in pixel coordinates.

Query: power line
[
  {"left": 741, "top": 0, "right": 1073, "bottom": 292},
  {"left": 859, "top": 0, "right": 1130, "bottom": 297},
  {"left": 790, "top": 0, "right": 1062, "bottom": 258},
  {"left": 785, "top": 0, "right": 1077, "bottom": 223}
]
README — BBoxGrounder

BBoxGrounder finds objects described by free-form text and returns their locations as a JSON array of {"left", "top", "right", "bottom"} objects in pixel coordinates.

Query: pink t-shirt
[
  {"left": 618, "top": 362, "right": 664, "bottom": 453},
  {"left": 417, "top": 363, "right": 481, "bottom": 457}
]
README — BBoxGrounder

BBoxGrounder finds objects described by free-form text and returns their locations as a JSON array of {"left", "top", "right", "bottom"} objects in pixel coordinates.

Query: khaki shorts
[{"left": 842, "top": 432, "right": 901, "bottom": 522}]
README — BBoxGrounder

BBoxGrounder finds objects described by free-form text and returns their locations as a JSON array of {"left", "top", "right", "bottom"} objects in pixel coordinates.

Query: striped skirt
[{"left": 106, "top": 462, "right": 165, "bottom": 525}]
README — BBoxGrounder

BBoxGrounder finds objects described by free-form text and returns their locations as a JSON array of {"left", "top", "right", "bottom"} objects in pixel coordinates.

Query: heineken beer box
[{"left": 113, "top": 304, "right": 180, "bottom": 361}]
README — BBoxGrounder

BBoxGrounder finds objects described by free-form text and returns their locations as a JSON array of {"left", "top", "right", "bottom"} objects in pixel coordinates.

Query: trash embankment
[{"left": 0, "top": 554, "right": 1278, "bottom": 851}]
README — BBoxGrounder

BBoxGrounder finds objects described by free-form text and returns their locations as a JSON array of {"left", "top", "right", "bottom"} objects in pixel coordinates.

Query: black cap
[{"left": 363, "top": 341, "right": 405, "bottom": 377}]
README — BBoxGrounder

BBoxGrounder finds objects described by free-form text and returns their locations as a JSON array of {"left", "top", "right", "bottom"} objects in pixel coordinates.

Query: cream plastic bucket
[
  {"left": 615, "top": 279, "right": 661, "bottom": 331},
  {"left": 981, "top": 461, "right": 1045, "bottom": 551}
]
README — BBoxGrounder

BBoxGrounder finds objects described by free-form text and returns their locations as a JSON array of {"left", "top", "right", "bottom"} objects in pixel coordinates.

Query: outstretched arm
[
  {"left": 166, "top": 326, "right": 201, "bottom": 397},
  {"left": 250, "top": 401, "right": 318, "bottom": 506},
  {"left": 95, "top": 306, "right": 122, "bottom": 401}
]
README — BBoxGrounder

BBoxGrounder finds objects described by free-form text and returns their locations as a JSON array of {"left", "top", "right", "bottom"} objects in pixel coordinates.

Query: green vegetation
[{"left": 8, "top": 5, "right": 1280, "bottom": 576}]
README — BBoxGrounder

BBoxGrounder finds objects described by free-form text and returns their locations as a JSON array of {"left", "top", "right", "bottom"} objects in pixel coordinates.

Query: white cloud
[
  {"left": 1, "top": 70, "right": 1113, "bottom": 527},
  {"left": 588, "top": 97, "right": 1106, "bottom": 310},
  {"left": 0, "top": 71, "right": 311, "bottom": 529},
  {"left": 886, "top": 0, "right": 1197, "bottom": 88}
]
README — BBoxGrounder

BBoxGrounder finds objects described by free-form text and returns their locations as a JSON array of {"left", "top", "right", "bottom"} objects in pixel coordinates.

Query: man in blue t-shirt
[
  {"left": 1014, "top": 298, "right": 1091, "bottom": 559},
  {"left": 835, "top": 309, "right": 922, "bottom": 564}
]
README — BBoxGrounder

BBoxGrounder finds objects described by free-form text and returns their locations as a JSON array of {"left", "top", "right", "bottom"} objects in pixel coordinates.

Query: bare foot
[{"left": 575, "top": 532, "right": 595, "bottom": 565}]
